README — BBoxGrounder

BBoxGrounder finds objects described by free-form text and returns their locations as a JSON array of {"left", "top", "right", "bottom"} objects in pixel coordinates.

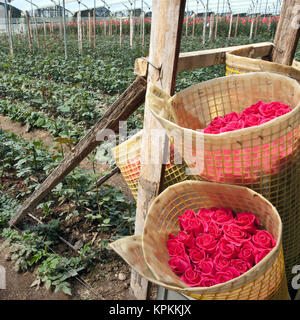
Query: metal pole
[{"left": 62, "top": 0, "right": 68, "bottom": 59}]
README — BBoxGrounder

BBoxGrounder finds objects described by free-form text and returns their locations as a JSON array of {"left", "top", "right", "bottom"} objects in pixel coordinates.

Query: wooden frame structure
[{"left": 9, "top": 0, "right": 300, "bottom": 300}]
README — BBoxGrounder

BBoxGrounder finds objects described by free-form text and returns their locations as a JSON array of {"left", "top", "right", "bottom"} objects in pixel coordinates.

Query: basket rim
[{"left": 142, "top": 180, "right": 283, "bottom": 294}]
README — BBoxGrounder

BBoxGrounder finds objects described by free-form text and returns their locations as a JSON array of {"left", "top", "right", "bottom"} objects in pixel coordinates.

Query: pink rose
[
  {"left": 223, "top": 224, "right": 251, "bottom": 246},
  {"left": 194, "top": 258, "right": 215, "bottom": 275},
  {"left": 230, "top": 259, "right": 252, "bottom": 275},
  {"left": 223, "top": 112, "right": 240, "bottom": 123},
  {"left": 258, "top": 103, "right": 276, "bottom": 117},
  {"left": 199, "top": 276, "right": 217, "bottom": 287},
  {"left": 181, "top": 268, "right": 202, "bottom": 287},
  {"left": 168, "top": 256, "right": 191, "bottom": 275},
  {"left": 211, "top": 208, "right": 234, "bottom": 225},
  {"left": 259, "top": 116, "right": 276, "bottom": 124},
  {"left": 188, "top": 248, "right": 206, "bottom": 264},
  {"left": 209, "top": 116, "right": 226, "bottom": 130},
  {"left": 215, "top": 268, "right": 239, "bottom": 284},
  {"left": 214, "top": 253, "right": 231, "bottom": 271},
  {"left": 220, "top": 119, "right": 245, "bottom": 132},
  {"left": 217, "top": 238, "right": 238, "bottom": 259},
  {"left": 197, "top": 208, "right": 213, "bottom": 222},
  {"left": 179, "top": 216, "right": 208, "bottom": 236},
  {"left": 242, "top": 101, "right": 262, "bottom": 115},
  {"left": 166, "top": 239, "right": 186, "bottom": 257},
  {"left": 237, "top": 241, "right": 256, "bottom": 265},
  {"left": 178, "top": 209, "right": 196, "bottom": 230},
  {"left": 208, "top": 221, "right": 223, "bottom": 240},
  {"left": 243, "top": 113, "right": 263, "bottom": 127},
  {"left": 170, "top": 231, "right": 195, "bottom": 248},
  {"left": 254, "top": 248, "right": 272, "bottom": 264},
  {"left": 234, "top": 212, "right": 260, "bottom": 234},
  {"left": 196, "top": 234, "right": 218, "bottom": 255},
  {"left": 252, "top": 230, "right": 276, "bottom": 249}
]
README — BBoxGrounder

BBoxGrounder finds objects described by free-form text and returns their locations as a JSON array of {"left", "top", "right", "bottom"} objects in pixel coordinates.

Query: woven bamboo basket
[
  {"left": 146, "top": 72, "right": 300, "bottom": 290},
  {"left": 112, "top": 130, "right": 189, "bottom": 200},
  {"left": 226, "top": 45, "right": 300, "bottom": 82},
  {"left": 110, "top": 181, "right": 289, "bottom": 300}
]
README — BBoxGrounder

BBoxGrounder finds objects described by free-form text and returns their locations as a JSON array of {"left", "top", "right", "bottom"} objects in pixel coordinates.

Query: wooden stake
[
  {"left": 8, "top": 9, "right": 13, "bottom": 56},
  {"left": 271, "top": 0, "right": 300, "bottom": 65},
  {"left": 131, "top": 0, "right": 186, "bottom": 300},
  {"left": 186, "top": 13, "right": 188, "bottom": 36},
  {"left": 254, "top": 15, "right": 260, "bottom": 39},
  {"left": 142, "top": 12, "right": 145, "bottom": 47},
  {"left": 93, "top": 9, "right": 96, "bottom": 49},
  {"left": 43, "top": 21, "right": 46, "bottom": 36},
  {"left": 130, "top": 11, "right": 134, "bottom": 48},
  {"left": 9, "top": 76, "right": 147, "bottom": 227},
  {"left": 33, "top": 15, "right": 40, "bottom": 48},
  {"left": 104, "top": 17, "right": 106, "bottom": 36},
  {"left": 120, "top": 17, "right": 122, "bottom": 47},
  {"left": 25, "top": 11, "right": 32, "bottom": 52},
  {"left": 214, "top": 15, "right": 219, "bottom": 38},
  {"left": 88, "top": 12, "right": 92, "bottom": 47},
  {"left": 228, "top": 14, "right": 233, "bottom": 40},
  {"left": 250, "top": 15, "right": 254, "bottom": 39},
  {"left": 78, "top": 11, "right": 82, "bottom": 54},
  {"left": 209, "top": 13, "right": 215, "bottom": 42},
  {"left": 234, "top": 14, "right": 239, "bottom": 38}
]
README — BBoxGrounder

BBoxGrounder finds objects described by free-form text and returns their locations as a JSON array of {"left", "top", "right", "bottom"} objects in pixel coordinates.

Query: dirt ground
[{"left": 0, "top": 115, "right": 141, "bottom": 300}]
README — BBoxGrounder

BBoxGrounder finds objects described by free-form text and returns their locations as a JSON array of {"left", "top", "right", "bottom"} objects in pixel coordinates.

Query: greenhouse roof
[{"left": 0, "top": 0, "right": 283, "bottom": 15}]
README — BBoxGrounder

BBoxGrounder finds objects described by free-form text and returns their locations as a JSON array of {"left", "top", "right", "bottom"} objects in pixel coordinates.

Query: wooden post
[
  {"left": 25, "top": 11, "right": 32, "bottom": 52},
  {"left": 43, "top": 21, "right": 46, "bottom": 36},
  {"left": 33, "top": 15, "right": 40, "bottom": 48},
  {"left": 120, "top": 17, "right": 122, "bottom": 47},
  {"left": 104, "top": 17, "right": 106, "bottom": 35},
  {"left": 271, "top": 0, "right": 300, "bottom": 65},
  {"left": 254, "top": 15, "right": 260, "bottom": 39},
  {"left": 93, "top": 9, "right": 96, "bottom": 49},
  {"left": 130, "top": 11, "right": 134, "bottom": 48},
  {"left": 9, "top": 76, "right": 147, "bottom": 227},
  {"left": 234, "top": 14, "right": 239, "bottom": 38},
  {"left": 186, "top": 12, "right": 188, "bottom": 36},
  {"left": 142, "top": 12, "right": 145, "bottom": 46},
  {"left": 78, "top": 12, "right": 82, "bottom": 54},
  {"left": 109, "top": 16, "right": 112, "bottom": 36},
  {"left": 250, "top": 15, "right": 255, "bottom": 39},
  {"left": 8, "top": 9, "right": 13, "bottom": 56},
  {"left": 209, "top": 13, "right": 215, "bottom": 42},
  {"left": 228, "top": 14, "right": 233, "bottom": 40},
  {"left": 131, "top": 0, "right": 186, "bottom": 300},
  {"left": 192, "top": 13, "right": 195, "bottom": 38},
  {"left": 203, "top": 12, "right": 207, "bottom": 44},
  {"left": 214, "top": 15, "right": 219, "bottom": 38},
  {"left": 88, "top": 12, "right": 92, "bottom": 47}
]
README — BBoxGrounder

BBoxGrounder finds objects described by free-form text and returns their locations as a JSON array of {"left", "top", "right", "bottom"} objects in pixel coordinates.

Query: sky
[{"left": 1, "top": 0, "right": 282, "bottom": 15}]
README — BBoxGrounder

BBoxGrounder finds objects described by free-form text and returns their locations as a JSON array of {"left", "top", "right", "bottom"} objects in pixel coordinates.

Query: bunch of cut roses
[
  {"left": 167, "top": 207, "right": 276, "bottom": 287},
  {"left": 204, "top": 101, "right": 292, "bottom": 134}
]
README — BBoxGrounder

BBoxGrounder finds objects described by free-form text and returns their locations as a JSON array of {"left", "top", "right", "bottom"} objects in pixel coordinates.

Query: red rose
[
  {"left": 258, "top": 103, "right": 276, "bottom": 117},
  {"left": 217, "top": 238, "right": 238, "bottom": 259},
  {"left": 234, "top": 212, "right": 260, "bottom": 234},
  {"left": 194, "top": 257, "right": 215, "bottom": 275},
  {"left": 197, "top": 208, "right": 213, "bottom": 222},
  {"left": 223, "top": 112, "right": 240, "bottom": 123},
  {"left": 170, "top": 231, "right": 195, "bottom": 248},
  {"left": 252, "top": 230, "right": 276, "bottom": 249},
  {"left": 214, "top": 253, "right": 231, "bottom": 271},
  {"left": 168, "top": 256, "right": 191, "bottom": 275},
  {"left": 220, "top": 119, "right": 245, "bottom": 132},
  {"left": 178, "top": 209, "right": 196, "bottom": 231},
  {"left": 223, "top": 223, "right": 251, "bottom": 246},
  {"left": 243, "top": 114, "right": 263, "bottom": 127},
  {"left": 208, "top": 221, "right": 223, "bottom": 240},
  {"left": 230, "top": 259, "right": 252, "bottom": 275},
  {"left": 259, "top": 116, "right": 276, "bottom": 124},
  {"left": 237, "top": 241, "right": 255, "bottom": 265},
  {"left": 188, "top": 248, "right": 206, "bottom": 264},
  {"left": 211, "top": 208, "right": 234, "bottom": 225},
  {"left": 179, "top": 216, "right": 208, "bottom": 236},
  {"left": 242, "top": 101, "right": 262, "bottom": 115},
  {"left": 215, "top": 268, "right": 239, "bottom": 284},
  {"left": 199, "top": 275, "right": 217, "bottom": 287},
  {"left": 254, "top": 248, "right": 272, "bottom": 264},
  {"left": 181, "top": 268, "right": 202, "bottom": 287},
  {"left": 166, "top": 239, "right": 186, "bottom": 257},
  {"left": 209, "top": 116, "right": 226, "bottom": 130},
  {"left": 196, "top": 234, "right": 218, "bottom": 255}
]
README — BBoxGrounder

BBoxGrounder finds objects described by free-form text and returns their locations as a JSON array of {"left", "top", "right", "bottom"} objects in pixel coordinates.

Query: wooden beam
[
  {"left": 134, "top": 42, "right": 273, "bottom": 77},
  {"left": 9, "top": 76, "right": 147, "bottom": 227},
  {"left": 271, "top": 0, "right": 300, "bottom": 65},
  {"left": 130, "top": 0, "right": 186, "bottom": 300}
]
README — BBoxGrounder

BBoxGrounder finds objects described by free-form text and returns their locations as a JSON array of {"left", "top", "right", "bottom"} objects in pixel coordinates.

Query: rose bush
[{"left": 167, "top": 207, "right": 276, "bottom": 287}]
